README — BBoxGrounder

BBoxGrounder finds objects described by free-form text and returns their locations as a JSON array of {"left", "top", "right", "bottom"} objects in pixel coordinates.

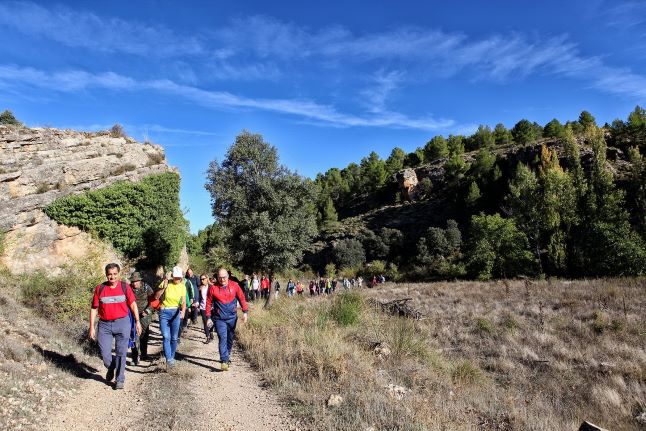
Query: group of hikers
[
  {"left": 238, "top": 273, "right": 386, "bottom": 299},
  {"left": 89, "top": 262, "right": 386, "bottom": 389},
  {"left": 89, "top": 263, "right": 248, "bottom": 389}
]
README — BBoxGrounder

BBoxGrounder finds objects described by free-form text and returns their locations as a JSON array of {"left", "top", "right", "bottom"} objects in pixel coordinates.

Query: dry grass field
[{"left": 238, "top": 279, "right": 646, "bottom": 430}]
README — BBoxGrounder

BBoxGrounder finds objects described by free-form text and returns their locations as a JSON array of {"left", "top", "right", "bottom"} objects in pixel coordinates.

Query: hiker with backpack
[
  {"left": 89, "top": 263, "right": 142, "bottom": 389},
  {"left": 155, "top": 266, "right": 187, "bottom": 369},
  {"left": 206, "top": 267, "right": 248, "bottom": 371},
  {"left": 129, "top": 271, "right": 154, "bottom": 364}
]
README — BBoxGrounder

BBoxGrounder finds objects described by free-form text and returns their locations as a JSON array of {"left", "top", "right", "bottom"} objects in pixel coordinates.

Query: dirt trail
[{"left": 47, "top": 320, "right": 298, "bottom": 431}]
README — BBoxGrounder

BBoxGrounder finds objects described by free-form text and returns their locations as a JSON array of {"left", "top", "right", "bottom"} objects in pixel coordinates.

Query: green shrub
[
  {"left": 20, "top": 271, "right": 102, "bottom": 323},
  {"left": 45, "top": 172, "right": 187, "bottom": 269},
  {"left": 389, "top": 318, "right": 429, "bottom": 359},
  {"left": 475, "top": 317, "right": 495, "bottom": 334},
  {"left": 592, "top": 310, "right": 609, "bottom": 334},
  {"left": 501, "top": 312, "right": 519, "bottom": 334},
  {"left": 451, "top": 360, "right": 483, "bottom": 385},
  {"left": 0, "top": 109, "right": 22, "bottom": 126},
  {"left": 330, "top": 291, "right": 362, "bottom": 326}
]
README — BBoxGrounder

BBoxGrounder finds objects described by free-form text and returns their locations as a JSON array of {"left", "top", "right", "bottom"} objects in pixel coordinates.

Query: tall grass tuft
[{"left": 330, "top": 290, "right": 363, "bottom": 326}]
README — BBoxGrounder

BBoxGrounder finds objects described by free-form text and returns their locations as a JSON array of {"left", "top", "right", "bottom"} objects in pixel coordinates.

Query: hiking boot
[
  {"left": 105, "top": 366, "right": 115, "bottom": 382},
  {"left": 115, "top": 381, "right": 124, "bottom": 390},
  {"left": 133, "top": 356, "right": 139, "bottom": 366},
  {"left": 166, "top": 361, "right": 175, "bottom": 371},
  {"left": 221, "top": 361, "right": 229, "bottom": 371},
  {"left": 205, "top": 338, "right": 211, "bottom": 344}
]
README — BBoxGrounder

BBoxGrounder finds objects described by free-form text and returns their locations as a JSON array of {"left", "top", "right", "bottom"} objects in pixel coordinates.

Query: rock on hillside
[{"left": 0, "top": 125, "right": 177, "bottom": 274}]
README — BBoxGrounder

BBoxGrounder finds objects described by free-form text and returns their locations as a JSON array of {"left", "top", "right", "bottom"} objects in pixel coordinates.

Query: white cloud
[
  {"left": 2, "top": 3, "right": 645, "bottom": 111},
  {"left": 0, "top": 65, "right": 454, "bottom": 131},
  {"left": 0, "top": 1, "right": 205, "bottom": 57},
  {"left": 360, "top": 70, "right": 406, "bottom": 113}
]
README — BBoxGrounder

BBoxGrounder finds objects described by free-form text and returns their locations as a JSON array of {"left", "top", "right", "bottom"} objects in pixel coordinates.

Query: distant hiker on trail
[
  {"left": 251, "top": 273, "right": 260, "bottom": 301},
  {"left": 260, "top": 275, "right": 270, "bottom": 299},
  {"left": 206, "top": 267, "right": 249, "bottom": 371},
  {"left": 129, "top": 271, "right": 154, "bottom": 364},
  {"left": 357, "top": 276, "right": 363, "bottom": 288},
  {"left": 286, "top": 278, "right": 295, "bottom": 297},
  {"left": 155, "top": 266, "right": 187, "bottom": 369},
  {"left": 296, "top": 280, "right": 304, "bottom": 296},
  {"left": 89, "top": 263, "right": 142, "bottom": 389},
  {"left": 241, "top": 274, "right": 250, "bottom": 301},
  {"left": 198, "top": 273, "right": 215, "bottom": 344},
  {"left": 370, "top": 275, "right": 377, "bottom": 288},
  {"left": 309, "top": 280, "right": 315, "bottom": 296},
  {"left": 274, "top": 278, "right": 281, "bottom": 299},
  {"left": 318, "top": 278, "right": 325, "bottom": 295}
]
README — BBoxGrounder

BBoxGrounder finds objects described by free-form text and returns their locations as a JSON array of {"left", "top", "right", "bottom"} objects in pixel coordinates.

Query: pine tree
[{"left": 465, "top": 181, "right": 481, "bottom": 208}]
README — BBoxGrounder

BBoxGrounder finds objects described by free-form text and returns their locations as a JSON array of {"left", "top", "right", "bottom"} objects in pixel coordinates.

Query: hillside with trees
[
  {"left": 194, "top": 107, "right": 646, "bottom": 281},
  {"left": 300, "top": 106, "right": 646, "bottom": 281}
]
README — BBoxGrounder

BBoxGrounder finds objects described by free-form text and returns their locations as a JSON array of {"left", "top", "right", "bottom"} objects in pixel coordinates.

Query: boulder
[
  {"left": 385, "top": 383, "right": 408, "bottom": 400},
  {"left": 373, "top": 342, "right": 391, "bottom": 359},
  {"left": 327, "top": 394, "right": 343, "bottom": 408},
  {"left": 395, "top": 168, "right": 418, "bottom": 201}
]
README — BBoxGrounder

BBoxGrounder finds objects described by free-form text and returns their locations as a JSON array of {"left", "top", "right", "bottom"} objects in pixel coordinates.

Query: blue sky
[{"left": 1, "top": 0, "right": 645, "bottom": 233}]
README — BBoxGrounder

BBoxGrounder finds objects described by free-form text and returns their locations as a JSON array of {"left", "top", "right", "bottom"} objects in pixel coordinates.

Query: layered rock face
[{"left": 0, "top": 125, "right": 176, "bottom": 274}]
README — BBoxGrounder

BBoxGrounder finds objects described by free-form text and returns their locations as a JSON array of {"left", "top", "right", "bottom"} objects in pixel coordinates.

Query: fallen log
[{"left": 369, "top": 298, "right": 424, "bottom": 320}]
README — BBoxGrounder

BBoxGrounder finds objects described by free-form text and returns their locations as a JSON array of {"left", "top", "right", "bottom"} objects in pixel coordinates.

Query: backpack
[{"left": 148, "top": 282, "right": 166, "bottom": 311}]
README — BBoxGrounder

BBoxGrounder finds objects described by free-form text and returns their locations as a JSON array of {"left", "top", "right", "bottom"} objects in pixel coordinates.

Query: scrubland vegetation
[{"left": 238, "top": 279, "right": 646, "bottom": 430}]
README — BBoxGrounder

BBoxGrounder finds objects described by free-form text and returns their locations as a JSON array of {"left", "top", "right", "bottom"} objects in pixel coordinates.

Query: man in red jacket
[
  {"left": 206, "top": 267, "right": 248, "bottom": 371},
  {"left": 89, "top": 263, "right": 142, "bottom": 389}
]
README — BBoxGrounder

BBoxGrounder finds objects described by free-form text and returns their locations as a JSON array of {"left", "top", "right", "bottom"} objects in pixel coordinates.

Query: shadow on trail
[
  {"left": 125, "top": 365, "right": 166, "bottom": 375},
  {"left": 175, "top": 352, "right": 220, "bottom": 372},
  {"left": 32, "top": 344, "right": 105, "bottom": 383}
]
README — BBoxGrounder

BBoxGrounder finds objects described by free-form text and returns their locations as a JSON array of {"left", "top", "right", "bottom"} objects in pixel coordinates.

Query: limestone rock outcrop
[
  {"left": 0, "top": 125, "right": 176, "bottom": 274},
  {"left": 395, "top": 168, "right": 418, "bottom": 201}
]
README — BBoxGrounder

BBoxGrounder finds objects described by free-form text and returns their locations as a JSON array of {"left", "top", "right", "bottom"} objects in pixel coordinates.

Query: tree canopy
[{"left": 205, "top": 131, "right": 317, "bottom": 276}]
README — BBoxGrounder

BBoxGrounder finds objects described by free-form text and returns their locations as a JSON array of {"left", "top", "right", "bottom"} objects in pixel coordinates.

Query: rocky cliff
[{"left": 0, "top": 125, "right": 176, "bottom": 274}]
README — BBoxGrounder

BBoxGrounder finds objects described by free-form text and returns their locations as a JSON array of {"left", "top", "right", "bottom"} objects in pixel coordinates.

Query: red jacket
[
  {"left": 205, "top": 281, "right": 248, "bottom": 320},
  {"left": 260, "top": 278, "right": 270, "bottom": 290}
]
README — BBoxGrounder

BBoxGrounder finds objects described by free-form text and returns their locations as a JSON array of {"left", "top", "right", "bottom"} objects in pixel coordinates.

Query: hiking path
[{"left": 46, "top": 318, "right": 298, "bottom": 431}]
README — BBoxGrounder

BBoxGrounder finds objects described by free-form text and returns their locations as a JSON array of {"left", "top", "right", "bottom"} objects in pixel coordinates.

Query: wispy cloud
[
  {"left": 0, "top": 65, "right": 454, "bottom": 131},
  {"left": 0, "top": 1, "right": 205, "bottom": 57},
  {"left": 605, "top": 1, "right": 646, "bottom": 29},
  {"left": 59, "top": 123, "right": 220, "bottom": 137},
  {"left": 2, "top": 3, "right": 644, "bottom": 113},
  {"left": 361, "top": 70, "right": 406, "bottom": 113}
]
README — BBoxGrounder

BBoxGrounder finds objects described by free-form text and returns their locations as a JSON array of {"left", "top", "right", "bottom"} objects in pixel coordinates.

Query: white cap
[{"left": 172, "top": 266, "right": 183, "bottom": 278}]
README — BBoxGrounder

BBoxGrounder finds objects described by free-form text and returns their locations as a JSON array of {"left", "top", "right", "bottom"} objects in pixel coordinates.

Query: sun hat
[{"left": 172, "top": 266, "right": 183, "bottom": 278}]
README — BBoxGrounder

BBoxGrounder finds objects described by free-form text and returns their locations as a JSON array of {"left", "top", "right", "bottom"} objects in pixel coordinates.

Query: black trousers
[{"left": 200, "top": 309, "right": 214, "bottom": 339}]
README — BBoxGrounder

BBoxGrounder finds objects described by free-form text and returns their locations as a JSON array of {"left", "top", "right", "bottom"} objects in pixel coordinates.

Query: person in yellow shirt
[{"left": 153, "top": 266, "right": 186, "bottom": 369}]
